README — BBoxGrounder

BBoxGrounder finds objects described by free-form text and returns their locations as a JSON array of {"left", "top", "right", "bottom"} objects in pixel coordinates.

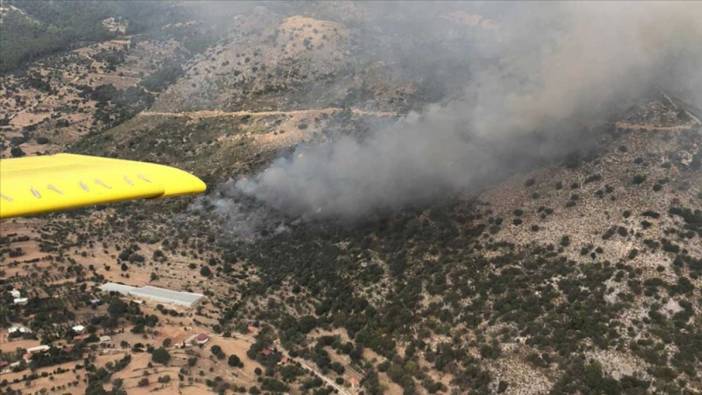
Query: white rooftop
[
  {"left": 8, "top": 325, "right": 31, "bottom": 334},
  {"left": 99, "top": 283, "right": 136, "bottom": 294},
  {"left": 27, "top": 345, "right": 50, "bottom": 353},
  {"left": 99, "top": 283, "right": 204, "bottom": 308},
  {"left": 13, "top": 297, "right": 28, "bottom": 305}
]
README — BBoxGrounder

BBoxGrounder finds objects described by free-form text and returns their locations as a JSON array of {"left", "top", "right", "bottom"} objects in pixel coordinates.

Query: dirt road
[{"left": 139, "top": 108, "right": 396, "bottom": 119}]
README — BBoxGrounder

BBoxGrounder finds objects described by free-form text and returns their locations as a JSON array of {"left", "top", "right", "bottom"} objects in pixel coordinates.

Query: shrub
[
  {"left": 261, "top": 378, "right": 289, "bottom": 392},
  {"left": 641, "top": 210, "right": 660, "bottom": 219},
  {"left": 151, "top": 347, "right": 170, "bottom": 365},
  {"left": 10, "top": 147, "right": 25, "bottom": 157},
  {"left": 602, "top": 227, "right": 616, "bottom": 240},
  {"left": 211, "top": 345, "right": 226, "bottom": 360},
  {"left": 560, "top": 236, "right": 571, "bottom": 247},
  {"left": 228, "top": 354, "right": 243, "bottom": 368},
  {"left": 661, "top": 239, "right": 680, "bottom": 254},
  {"left": 632, "top": 175, "right": 647, "bottom": 185},
  {"left": 584, "top": 174, "right": 602, "bottom": 184}
]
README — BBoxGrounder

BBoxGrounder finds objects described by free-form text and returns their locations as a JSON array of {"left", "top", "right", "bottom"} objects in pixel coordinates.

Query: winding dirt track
[
  {"left": 615, "top": 120, "right": 701, "bottom": 132},
  {"left": 138, "top": 108, "right": 397, "bottom": 119}
]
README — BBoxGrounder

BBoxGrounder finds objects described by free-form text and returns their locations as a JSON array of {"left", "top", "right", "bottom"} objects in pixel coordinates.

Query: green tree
[
  {"left": 211, "top": 344, "right": 225, "bottom": 359},
  {"left": 107, "top": 299, "right": 128, "bottom": 318},
  {"left": 151, "top": 347, "right": 171, "bottom": 365},
  {"left": 228, "top": 354, "right": 243, "bottom": 368}
]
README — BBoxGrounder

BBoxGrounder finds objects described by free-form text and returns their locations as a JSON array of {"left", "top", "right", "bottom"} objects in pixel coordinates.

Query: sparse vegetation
[{"left": 1, "top": 2, "right": 701, "bottom": 394}]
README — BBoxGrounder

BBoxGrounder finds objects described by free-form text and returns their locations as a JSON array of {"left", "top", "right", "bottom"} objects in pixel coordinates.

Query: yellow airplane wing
[{"left": 0, "top": 153, "right": 206, "bottom": 219}]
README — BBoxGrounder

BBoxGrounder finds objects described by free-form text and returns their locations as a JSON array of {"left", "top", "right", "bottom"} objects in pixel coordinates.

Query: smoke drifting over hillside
[{"left": 231, "top": 2, "right": 702, "bottom": 220}]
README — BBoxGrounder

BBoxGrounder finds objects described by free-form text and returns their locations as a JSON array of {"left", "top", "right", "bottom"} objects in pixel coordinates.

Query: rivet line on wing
[
  {"left": 47, "top": 184, "right": 63, "bottom": 195},
  {"left": 95, "top": 179, "right": 112, "bottom": 189}
]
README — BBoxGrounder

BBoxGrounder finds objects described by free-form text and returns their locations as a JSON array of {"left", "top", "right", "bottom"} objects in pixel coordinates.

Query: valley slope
[{"left": 1, "top": 3, "right": 701, "bottom": 395}]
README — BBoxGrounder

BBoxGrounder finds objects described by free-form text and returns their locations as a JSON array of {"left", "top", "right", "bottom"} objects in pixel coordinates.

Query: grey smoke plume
[{"left": 233, "top": 2, "right": 702, "bottom": 220}]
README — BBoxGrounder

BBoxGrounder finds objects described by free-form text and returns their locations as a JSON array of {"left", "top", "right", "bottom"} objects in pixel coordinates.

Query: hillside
[
  {"left": 1, "top": 2, "right": 702, "bottom": 395},
  {"left": 200, "top": 97, "right": 702, "bottom": 394},
  {"left": 0, "top": 1, "right": 192, "bottom": 72}
]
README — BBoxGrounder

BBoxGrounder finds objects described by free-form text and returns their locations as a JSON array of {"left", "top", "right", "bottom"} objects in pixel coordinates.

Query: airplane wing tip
[{"left": 0, "top": 154, "right": 208, "bottom": 219}]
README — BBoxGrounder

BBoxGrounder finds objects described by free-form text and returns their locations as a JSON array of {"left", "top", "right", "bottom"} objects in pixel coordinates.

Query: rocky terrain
[{"left": 1, "top": 2, "right": 701, "bottom": 395}]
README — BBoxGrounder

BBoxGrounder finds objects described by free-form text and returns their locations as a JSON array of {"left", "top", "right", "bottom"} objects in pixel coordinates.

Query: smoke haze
[{"left": 227, "top": 2, "right": 702, "bottom": 220}]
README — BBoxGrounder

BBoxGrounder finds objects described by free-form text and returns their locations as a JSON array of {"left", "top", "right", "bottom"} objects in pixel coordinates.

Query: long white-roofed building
[
  {"left": 99, "top": 283, "right": 136, "bottom": 294},
  {"left": 99, "top": 283, "right": 204, "bottom": 308}
]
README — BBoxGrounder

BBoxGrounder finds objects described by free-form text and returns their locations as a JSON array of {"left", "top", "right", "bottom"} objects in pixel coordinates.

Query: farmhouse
[
  {"left": 27, "top": 345, "right": 50, "bottom": 354},
  {"left": 183, "top": 333, "right": 210, "bottom": 347},
  {"left": 7, "top": 324, "right": 31, "bottom": 335},
  {"left": 71, "top": 324, "right": 85, "bottom": 333},
  {"left": 13, "top": 297, "right": 28, "bottom": 305}
]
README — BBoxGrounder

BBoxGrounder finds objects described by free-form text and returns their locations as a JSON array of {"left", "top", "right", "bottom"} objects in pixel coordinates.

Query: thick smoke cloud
[{"left": 231, "top": 2, "right": 702, "bottom": 220}]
